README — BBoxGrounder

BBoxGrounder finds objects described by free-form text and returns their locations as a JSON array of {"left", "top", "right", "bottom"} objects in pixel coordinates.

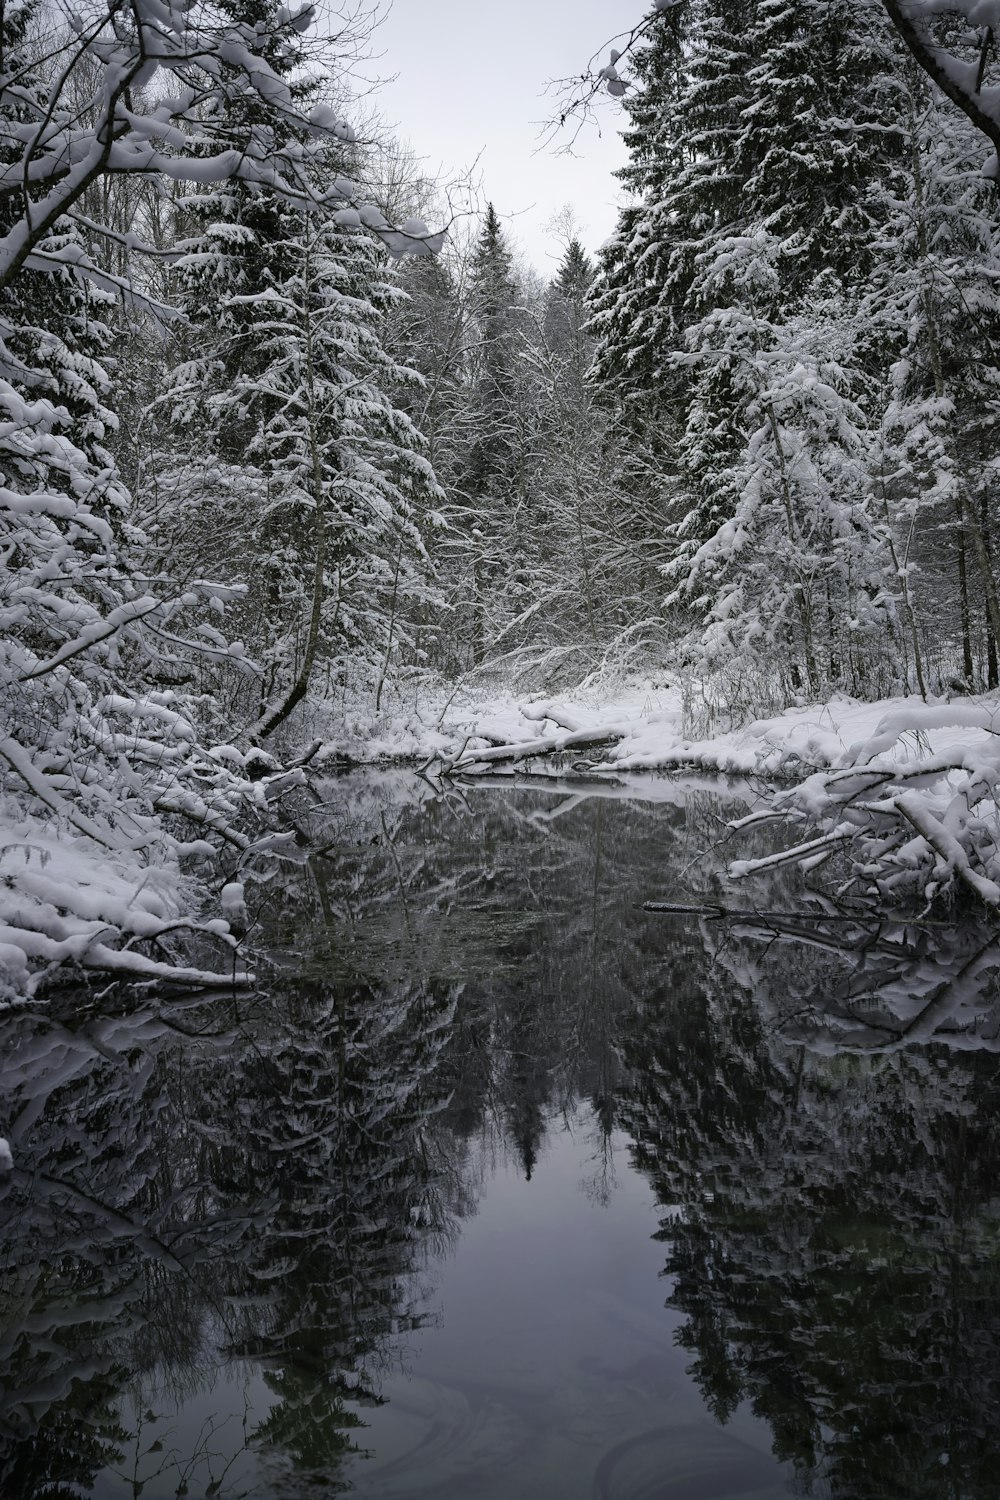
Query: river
[{"left": 1, "top": 771, "right": 998, "bottom": 1499}]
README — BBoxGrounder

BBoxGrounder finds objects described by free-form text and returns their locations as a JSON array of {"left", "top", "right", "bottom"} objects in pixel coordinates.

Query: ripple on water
[{"left": 593, "top": 1425, "right": 790, "bottom": 1500}]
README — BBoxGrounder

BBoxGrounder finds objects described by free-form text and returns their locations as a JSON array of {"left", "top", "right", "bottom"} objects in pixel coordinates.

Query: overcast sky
[{"left": 362, "top": 0, "right": 640, "bottom": 275}]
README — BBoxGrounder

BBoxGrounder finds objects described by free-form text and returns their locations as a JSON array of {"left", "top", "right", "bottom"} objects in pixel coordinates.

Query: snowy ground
[{"left": 318, "top": 675, "right": 1000, "bottom": 783}]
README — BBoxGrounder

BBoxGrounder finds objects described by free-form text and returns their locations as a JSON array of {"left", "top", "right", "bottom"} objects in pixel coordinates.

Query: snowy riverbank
[
  {"left": 452, "top": 684, "right": 1000, "bottom": 910},
  {"left": 319, "top": 677, "right": 1000, "bottom": 784},
  {"left": 318, "top": 676, "right": 1000, "bottom": 912}
]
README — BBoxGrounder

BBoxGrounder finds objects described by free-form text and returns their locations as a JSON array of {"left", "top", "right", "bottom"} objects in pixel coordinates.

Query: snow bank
[{"left": 315, "top": 677, "right": 959, "bottom": 779}]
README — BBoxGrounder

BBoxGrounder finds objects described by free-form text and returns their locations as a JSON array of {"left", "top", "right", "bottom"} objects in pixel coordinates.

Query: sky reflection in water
[{"left": 1, "top": 772, "right": 999, "bottom": 1500}]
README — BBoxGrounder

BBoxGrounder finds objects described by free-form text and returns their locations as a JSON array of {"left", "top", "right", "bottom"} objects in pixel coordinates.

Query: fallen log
[{"left": 448, "top": 723, "right": 629, "bottom": 774}]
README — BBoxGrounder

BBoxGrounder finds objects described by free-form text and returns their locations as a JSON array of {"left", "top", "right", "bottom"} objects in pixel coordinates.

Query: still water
[{"left": 2, "top": 772, "right": 1000, "bottom": 1500}]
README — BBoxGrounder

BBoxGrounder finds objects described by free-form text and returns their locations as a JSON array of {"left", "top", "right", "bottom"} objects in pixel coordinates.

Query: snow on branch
[
  {"left": 0, "top": 0, "right": 444, "bottom": 303},
  {"left": 882, "top": 1, "right": 1000, "bottom": 173},
  {"left": 542, "top": 0, "right": 686, "bottom": 152},
  {"left": 0, "top": 817, "right": 254, "bottom": 1002}
]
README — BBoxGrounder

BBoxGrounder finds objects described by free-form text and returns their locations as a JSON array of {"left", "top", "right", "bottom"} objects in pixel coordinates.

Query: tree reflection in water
[
  {"left": 0, "top": 772, "right": 998, "bottom": 1498},
  {"left": 624, "top": 906, "right": 1000, "bottom": 1499},
  {"left": 0, "top": 969, "right": 460, "bottom": 1497}
]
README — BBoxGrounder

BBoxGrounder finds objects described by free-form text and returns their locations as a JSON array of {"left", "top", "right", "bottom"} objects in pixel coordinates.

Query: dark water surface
[{"left": 3, "top": 772, "right": 1000, "bottom": 1500}]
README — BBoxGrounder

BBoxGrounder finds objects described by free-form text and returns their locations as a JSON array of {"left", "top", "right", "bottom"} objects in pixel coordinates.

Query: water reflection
[
  {"left": 633, "top": 909, "right": 1000, "bottom": 1500},
  {"left": 0, "top": 972, "right": 460, "bottom": 1497},
  {"left": 0, "top": 773, "right": 997, "bottom": 1498}
]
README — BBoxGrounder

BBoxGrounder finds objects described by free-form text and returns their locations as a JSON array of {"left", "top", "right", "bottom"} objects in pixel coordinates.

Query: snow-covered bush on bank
[{"left": 0, "top": 814, "right": 240, "bottom": 1003}]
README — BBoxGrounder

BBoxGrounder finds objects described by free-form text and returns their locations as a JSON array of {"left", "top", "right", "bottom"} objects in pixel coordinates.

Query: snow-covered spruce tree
[
  {"left": 245, "top": 207, "right": 442, "bottom": 738},
  {"left": 871, "top": 69, "right": 1000, "bottom": 693},
  {"left": 145, "top": 0, "right": 444, "bottom": 738},
  {"left": 514, "top": 235, "right": 672, "bottom": 683},
  {"left": 157, "top": 184, "right": 443, "bottom": 740},
  {"left": 0, "top": 0, "right": 437, "bottom": 993},
  {"left": 589, "top": 0, "right": 915, "bottom": 708},
  {"left": 545, "top": 235, "right": 594, "bottom": 347},
  {"left": 585, "top": 0, "right": 762, "bottom": 681},
  {"left": 519, "top": 238, "right": 606, "bottom": 674},
  {"left": 453, "top": 204, "right": 541, "bottom": 669},
  {"left": 141, "top": 0, "right": 312, "bottom": 739},
  {"left": 157, "top": 0, "right": 320, "bottom": 460},
  {"left": 387, "top": 246, "right": 481, "bottom": 676},
  {"left": 588, "top": 0, "right": 695, "bottom": 418},
  {"left": 666, "top": 235, "right": 900, "bottom": 702},
  {"left": 666, "top": 0, "right": 904, "bottom": 519},
  {"left": 735, "top": 0, "right": 906, "bottom": 295},
  {"left": 392, "top": 250, "right": 471, "bottom": 483}
]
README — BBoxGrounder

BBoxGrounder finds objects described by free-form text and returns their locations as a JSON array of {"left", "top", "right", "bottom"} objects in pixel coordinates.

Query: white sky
[{"left": 360, "top": 0, "right": 640, "bottom": 275}]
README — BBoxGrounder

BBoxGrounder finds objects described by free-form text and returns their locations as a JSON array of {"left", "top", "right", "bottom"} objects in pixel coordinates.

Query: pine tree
[
  {"left": 455, "top": 204, "right": 540, "bottom": 666},
  {"left": 588, "top": 0, "right": 692, "bottom": 411},
  {"left": 872, "top": 70, "right": 1000, "bottom": 692}
]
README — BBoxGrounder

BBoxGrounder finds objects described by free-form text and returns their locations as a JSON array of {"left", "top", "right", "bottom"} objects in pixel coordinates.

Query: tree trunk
[
  {"left": 254, "top": 236, "right": 330, "bottom": 742},
  {"left": 956, "top": 499, "right": 975, "bottom": 686},
  {"left": 981, "top": 491, "right": 999, "bottom": 688}
]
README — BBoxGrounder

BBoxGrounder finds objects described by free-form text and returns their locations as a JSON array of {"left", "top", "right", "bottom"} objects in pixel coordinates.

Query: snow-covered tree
[
  {"left": 448, "top": 205, "right": 541, "bottom": 667},
  {"left": 871, "top": 72, "right": 1000, "bottom": 693},
  {"left": 735, "top": 0, "right": 904, "bottom": 293},
  {"left": 155, "top": 122, "right": 444, "bottom": 738},
  {"left": 667, "top": 234, "right": 899, "bottom": 700},
  {"left": 588, "top": 0, "right": 693, "bottom": 414},
  {"left": 0, "top": 0, "right": 442, "bottom": 995},
  {"left": 586, "top": 0, "right": 925, "bottom": 708}
]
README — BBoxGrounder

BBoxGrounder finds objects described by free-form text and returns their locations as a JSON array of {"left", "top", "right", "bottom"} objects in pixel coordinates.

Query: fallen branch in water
[
  {"left": 892, "top": 790, "right": 1000, "bottom": 908},
  {"left": 642, "top": 900, "right": 872, "bottom": 922}
]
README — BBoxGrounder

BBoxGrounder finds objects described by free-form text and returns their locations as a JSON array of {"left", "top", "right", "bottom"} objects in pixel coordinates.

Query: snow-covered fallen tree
[{"left": 727, "top": 700, "right": 1000, "bottom": 910}]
